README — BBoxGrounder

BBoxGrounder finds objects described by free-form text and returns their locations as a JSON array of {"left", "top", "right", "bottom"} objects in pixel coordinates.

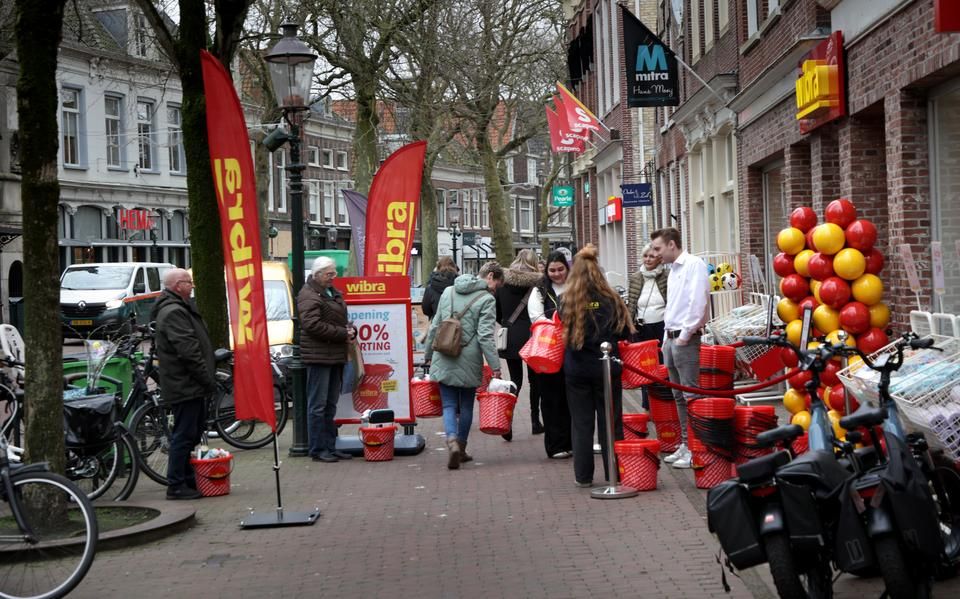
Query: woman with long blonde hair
[{"left": 560, "top": 245, "right": 634, "bottom": 487}]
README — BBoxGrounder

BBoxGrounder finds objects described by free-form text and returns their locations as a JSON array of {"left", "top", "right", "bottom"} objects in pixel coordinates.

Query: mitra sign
[
  {"left": 796, "top": 31, "right": 845, "bottom": 134},
  {"left": 622, "top": 6, "right": 679, "bottom": 107}
]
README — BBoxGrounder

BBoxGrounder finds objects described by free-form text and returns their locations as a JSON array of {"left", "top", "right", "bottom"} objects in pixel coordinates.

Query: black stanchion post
[{"left": 592, "top": 342, "right": 639, "bottom": 500}]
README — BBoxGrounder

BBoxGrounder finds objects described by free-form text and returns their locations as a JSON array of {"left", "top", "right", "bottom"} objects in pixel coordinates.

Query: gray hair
[
  {"left": 311, "top": 256, "right": 336, "bottom": 276},
  {"left": 478, "top": 261, "right": 504, "bottom": 281},
  {"left": 641, "top": 243, "right": 655, "bottom": 257}
]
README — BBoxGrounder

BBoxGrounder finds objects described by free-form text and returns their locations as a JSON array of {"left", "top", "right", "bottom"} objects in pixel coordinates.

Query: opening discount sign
[{"left": 336, "top": 276, "right": 414, "bottom": 423}]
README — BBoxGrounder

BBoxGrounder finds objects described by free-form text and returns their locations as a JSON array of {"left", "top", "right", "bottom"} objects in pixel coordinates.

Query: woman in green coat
[{"left": 424, "top": 262, "right": 504, "bottom": 469}]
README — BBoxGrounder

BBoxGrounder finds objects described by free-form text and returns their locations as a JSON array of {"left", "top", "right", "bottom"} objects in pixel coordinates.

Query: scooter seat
[
  {"left": 736, "top": 450, "right": 791, "bottom": 485},
  {"left": 777, "top": 449, "right": 851, "bottom": 496},
  {"left": 214, "top": 348, "right": 234, "bottom": 363},
  {"left": 756, "top": 424, "right": 804, "bottom": 448},
  {"left": 840, "top": 406, "right": 886, "bottom": 430}
]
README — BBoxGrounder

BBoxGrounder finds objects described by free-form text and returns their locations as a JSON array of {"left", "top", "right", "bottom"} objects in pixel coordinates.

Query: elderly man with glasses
[{"left": 151, "top": 268, "right": 217, "bottom": 499}]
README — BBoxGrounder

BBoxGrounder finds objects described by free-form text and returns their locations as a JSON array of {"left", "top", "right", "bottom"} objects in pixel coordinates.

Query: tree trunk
[
  {"left": 478, "top": 134, "right": 514, "bottom": 265},
  {"left": 15, "top": 0, "right": 67, "bottom": 472},
  {"left": 175, "top": 1, "right": 228, "bottom": 347},
  {"left": 419, "top": 168, "right": 436, "bottom": 282}
]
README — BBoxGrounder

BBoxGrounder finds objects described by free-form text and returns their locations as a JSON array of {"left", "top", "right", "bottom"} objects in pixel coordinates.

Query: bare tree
[{"left": 134, "top": 0, "right": 255, "bottom": 346}]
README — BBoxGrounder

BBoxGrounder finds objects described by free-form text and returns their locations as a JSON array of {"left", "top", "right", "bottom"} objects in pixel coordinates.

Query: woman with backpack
[{"left": 424, "top": 262, "right": 504, "bottom": 470}]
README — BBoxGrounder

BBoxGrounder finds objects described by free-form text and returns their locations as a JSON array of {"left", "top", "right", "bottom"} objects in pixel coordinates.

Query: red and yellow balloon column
[{"left": 774, "top": 199, "right": 890, "bottom": 436}]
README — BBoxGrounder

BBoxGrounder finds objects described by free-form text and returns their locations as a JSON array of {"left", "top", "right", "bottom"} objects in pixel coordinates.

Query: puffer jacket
[
  {"left": 626, "top": 267, "right": 668, "bottom": 322},
  {"left": 297, "top": 277, "right": 350, "bottom": 365},
  {"left": 495, "top": 267, "right": 542, "bottom": 359},
  {"left": 424, "top": 275, "right": 499, "bottom": 388},
  {"left": 421, "top": 270, "right": 457, "bottom": 319},
  {"left": 151, "top": 289, "right": 216, "bottom": 404}
]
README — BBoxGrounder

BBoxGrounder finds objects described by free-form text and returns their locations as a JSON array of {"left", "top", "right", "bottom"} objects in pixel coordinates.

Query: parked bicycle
[{"left": 0, "top": 426, "right": 97, "bottom": 599}]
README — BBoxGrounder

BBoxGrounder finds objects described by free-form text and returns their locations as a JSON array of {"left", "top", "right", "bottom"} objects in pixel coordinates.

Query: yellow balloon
[
  {"left": 792, "top": 410, "right": 812, "bottom": 431},
  {"left": 813, "top": 223, "right": 846, "bottom": 255},
  {"left": 778, "top": 227, "right": 806, "bottom": 255},
  {"left": 868, "top": 302, "right": 890, "bottom": 329},
  {"left": 813, "top": 304, "right": 841, "bottom": 333},
  {"left": 828, "top": 410, "right": 847, "bottom": 438},
  {"left": 851, "top": 274, "right": 884, "bottom": 306},
  {"left": 834, "top": 248, "right": 866, "bottom": 280},
  {"left": 794, "top": 249, "right": 815, "bottom": 277},
  {"left": 810, "top": 279, "right": 823, "bottom": 303},
  {"left": 786, "top": 319, "right": 804, "bottom": 347},
  {"left": 778, "top": 298, "right": 801, "bottom": 323},
  {"left": 783, "top": 388, "right": 808, "bottom": 415},
  {"left": 825, "top": 329, "right": 857, "bottom": 348}
]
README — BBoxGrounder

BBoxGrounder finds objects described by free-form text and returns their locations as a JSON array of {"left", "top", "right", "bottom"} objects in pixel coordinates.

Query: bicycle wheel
[
  {"left": 764, "top": 531, "right": 834, "bottom": 599},
  {"left": 108, "top": 432, "right": 140, "bottom": 501},
  {"left": 66, "top": 439, "right": 121, "bottom": 501},
  {"left": 212, "top": 380, "right": 286, "bottom": 450},
  {"left": 130, "top": 402, "right": 171, "bottom": 486},
  {"left": 874, "top": 533, "right": 930, "bottom": 599},
  {"left": 0, "top": 470, "right": 98, "bottom": 599}
]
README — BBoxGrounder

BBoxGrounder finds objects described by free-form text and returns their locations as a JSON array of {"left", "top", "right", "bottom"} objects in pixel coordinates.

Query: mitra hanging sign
[
  {"left": 622, "top": 6, "right": 679, "bottom": 107},
  {"left": 796, "top": 31, "right": 846, "bottom": 134}
]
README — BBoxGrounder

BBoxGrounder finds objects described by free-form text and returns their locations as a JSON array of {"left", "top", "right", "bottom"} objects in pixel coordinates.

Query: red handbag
[{"left": 519, "top": 313, "right": 565, "bottom": 374}]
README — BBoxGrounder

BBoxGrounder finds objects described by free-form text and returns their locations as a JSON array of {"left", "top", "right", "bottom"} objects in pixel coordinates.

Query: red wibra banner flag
[
  {"left": 364, "top": 141, "right": 427, "bottom": 276},
  {"left": 200, "top": 50, "right": 275, "bottom": 430},
  {"left": 546, "top": 106, "right": 585, "bottom": 153},
  {"left": 556, "top": 81, "right": 602, "bottom": 132}
]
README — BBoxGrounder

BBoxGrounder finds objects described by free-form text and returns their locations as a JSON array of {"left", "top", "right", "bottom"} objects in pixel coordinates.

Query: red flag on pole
[
  {"left": 546, "top": 106, "right": 585, "bottom": 153},
  {"left": 200, "top": 50, "right": 276, "bottom": 430},
  {"left": 552, "top": 95, "right": 589, "bottom": 141},
  {"left": 364, "top": 141, "right": 427, "bottom": 276},
  {"left": 556, "top": 81, "right": 602, "bottom": 132}
]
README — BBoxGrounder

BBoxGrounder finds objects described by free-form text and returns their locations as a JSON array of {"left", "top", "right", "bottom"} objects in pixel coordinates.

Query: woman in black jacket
[
  {"left": 421, "top": 256, "right": 458, "bottom": 319},
  {"left": 495, "top": 249, "right": 543, "bottom": 440},
  {"left": 560, "top": 245, "right": 634, "bottom": 487}
]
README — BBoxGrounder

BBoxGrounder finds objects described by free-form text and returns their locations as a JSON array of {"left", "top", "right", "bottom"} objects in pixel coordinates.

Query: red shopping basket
[
  {"left": 353, "top": 364, "right": 393, "bottom": 413},
  {"left": 623, "top": 413, "right": 649, "bottom": 440},
  {"left": 519, "top": 315, "right": 565, "bottom": 374},
  {"left": 654, "top": 420, "right": 682, "bottom": 453},
  {"left": 692, "top": 450, "right": 734, "bottom": 489},
  {"left": 620, "top": 340, "right": 660, "bottom": 389},
  {"left": 700, "top": 345, "right": 736, "bottom": 391},
  {"left": 411, "top": 379, "right": 442, "bottom": 418},
  {"left": 477, "top": 392, "right": 517, "bottom": 435},
  {"left": 360, "top": 425, "right": 396, "bottom": 461},
  {"left": 189, "top": 454, "right": 233, "bottom": 497},
  {"left": 615, "top": 439, "right": 661, "bottom": 491}
]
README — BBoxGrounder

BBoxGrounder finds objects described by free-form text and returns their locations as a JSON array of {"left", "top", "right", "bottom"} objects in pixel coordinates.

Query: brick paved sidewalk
[{"left": 69, "top": 387, "right": 959, "bottom": 599}]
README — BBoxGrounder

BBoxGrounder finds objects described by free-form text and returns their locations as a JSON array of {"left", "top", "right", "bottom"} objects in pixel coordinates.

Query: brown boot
[
  {"left": 447, "top": 438, "right": 461, "bottom": 470},
  {"left": 460, "top": 441, "right": 473, "bottom": 463}
]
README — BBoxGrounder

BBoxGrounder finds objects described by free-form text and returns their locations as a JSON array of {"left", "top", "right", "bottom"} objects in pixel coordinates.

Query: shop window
[{"left": 932, "top": 83, "right": 960, "bottom": 312}]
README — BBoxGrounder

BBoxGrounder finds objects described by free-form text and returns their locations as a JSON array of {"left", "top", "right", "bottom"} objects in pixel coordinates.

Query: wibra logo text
[{"left": 346, "top": 281, "right": 387, "bottom": 294}]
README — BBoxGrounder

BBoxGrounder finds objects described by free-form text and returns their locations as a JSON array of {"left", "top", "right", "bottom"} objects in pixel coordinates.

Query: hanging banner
[
  {"left": 621, "top": 183, "right": 653, "bottom": 207},
  {"left": 342, "top": 189, "right": 368, "bottom": 275},
  {"left": 556, "top": 81, "right": 602, "bottom": 132},
  {"left": 552, "top": 185, "right": 575, "bottom": 207},
  {"left": 364, "top": 141, "right": 427, "bottom": 276},
  {"left": 200, "top": 50, "right": 275, "bottom": 430},
  {"left": 622, "top": 6, "right": 680, "bottom": 107},
  {"left": 552, "top": 95, "right": 589, "bottom": 141},
  {"left": 546, "top": 106, "right": 585, "bottom": 153}
]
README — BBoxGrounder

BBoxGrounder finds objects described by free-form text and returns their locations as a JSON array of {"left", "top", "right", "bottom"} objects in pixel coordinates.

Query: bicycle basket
[{"left": 63, "top": 392, "right": 117, "bottom": 446}]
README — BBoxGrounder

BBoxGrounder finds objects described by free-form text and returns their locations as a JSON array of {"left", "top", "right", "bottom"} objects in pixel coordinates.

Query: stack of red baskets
[
  {"left": 623, "top": 413, "right": 649, "bottom": 440},
  {"left": 646, "top": 365, "right": 682, "bottom": 453},
  {"left": 619, "top": 340, "right": 659, "bottom": 389},
  {"left": 699, "top": 345, "right": 736, "bottom": 391},
  {"left": 733, "top": 405, "right": 778, "bottom": 464},
  {"left": 688, "top": 398, "right": 736, "bottom": 489}
]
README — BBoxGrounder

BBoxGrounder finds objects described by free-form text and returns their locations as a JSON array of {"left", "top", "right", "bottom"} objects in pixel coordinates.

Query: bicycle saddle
[
  {"left": 840, "top": 406, "right": 886, "bottom": 430},
  {"left": 756, "top": 424, "right": 804, "bottom": 448},
  {"left": 214, "top": 348, "right": 233, "bottom": 363},
  {"left": 736, "top": 449, "right": 791, "bottom": 485}
]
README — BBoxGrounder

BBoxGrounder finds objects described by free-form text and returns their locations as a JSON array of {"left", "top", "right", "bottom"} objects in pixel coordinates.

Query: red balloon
[
  {"left": 825, "top": 198, "right": 858, "bottom": 228},
  {"left": 773, "top": 252, "right": 797, "bottom": 277},
  {"left": 799, "top": 295, "right": 820, "bottom": 312},
  {"left": 819, "top": 276, "right": 852, "bottom": 309},
  {"left": 840, "top": 301, "right": 871, "bottom": 335},
  {"left": 789, "top": 370, "right": 813, "bottom": 391},
  {"left": 857, "top": 328, "right": 890, "bottom": 355},
  {"left": 781, "top": 346, "right": 799, "bottom": 367},
  {"left": 828, "top": 384, "right": 848, "bottom": 413},
  {"left": 807, "top": 253, "right": 835, "bottom": 281},
  {"left": 822, "top": 360, "right": 842, "bottom": 387},
  {"left": 845, "top": 220, "right": 878, "bottom": 252},
  {"left": 805, "top": 228, "right": 818, "bottom": 251},
  {"left": 790, "top": 207, "right": 818, "bottom": 233},
  {"left": 781, "top": 274, "right": 810, "bottom": 303},
  {"left": 863, "top": 248, "right": 885, "bottom": 275}
]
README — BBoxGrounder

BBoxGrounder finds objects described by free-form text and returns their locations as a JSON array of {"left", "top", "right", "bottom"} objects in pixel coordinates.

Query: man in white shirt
[{"left": 650, "top": 228, "right": 710, "bottom": 469}]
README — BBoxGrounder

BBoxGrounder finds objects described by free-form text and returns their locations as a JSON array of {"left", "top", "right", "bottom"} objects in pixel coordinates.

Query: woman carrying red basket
[{"left": 528, "top": 250, "right": 574, "bottom": 460}]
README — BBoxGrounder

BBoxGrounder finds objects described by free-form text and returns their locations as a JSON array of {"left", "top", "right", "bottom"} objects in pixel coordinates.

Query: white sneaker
[
  {"left": 672, "top": 447, "right": 693, "bottom": 469},
  {"left": 663, "top": 443, "right": 688, "bottom": 464}
]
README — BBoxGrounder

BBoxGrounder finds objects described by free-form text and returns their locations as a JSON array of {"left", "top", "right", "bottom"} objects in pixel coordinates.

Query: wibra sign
[
  {"left": 340, "top": 276, "right": 410, "bottom": 303},
  {"left": 622, "top": 6, "right": 679, "bottom": 107}
]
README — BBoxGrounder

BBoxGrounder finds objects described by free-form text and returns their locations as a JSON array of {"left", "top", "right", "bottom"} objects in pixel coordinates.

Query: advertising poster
[{"left": 336, "top": 276, "right": 413, "bottom": 423}]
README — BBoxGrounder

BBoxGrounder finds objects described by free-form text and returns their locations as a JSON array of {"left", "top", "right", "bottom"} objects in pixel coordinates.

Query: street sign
[
  {"left": 621, "top": 183, "right": 653, "bottom": 207},
  {"left": 552, "top": 185, "right": 574, "bottom": 207},
  {"left": 461, "top": 231, "right": 478, "bottom": 246}
]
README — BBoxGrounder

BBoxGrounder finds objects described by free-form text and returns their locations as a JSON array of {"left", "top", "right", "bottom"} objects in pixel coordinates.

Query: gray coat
[{"left": 424, "top": 275, "right": 499, "bottom": 388}]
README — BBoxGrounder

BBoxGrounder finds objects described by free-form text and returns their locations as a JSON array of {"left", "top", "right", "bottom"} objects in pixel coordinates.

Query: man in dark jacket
[
  {"left": 298, "top": 256, "right": 356, "bottom": 462},
  {"left": 152, "top": 268, "right": 216, "bottom": 500},
  {"left": 421, "top": 256, "right": 458, "bottom": 319}
]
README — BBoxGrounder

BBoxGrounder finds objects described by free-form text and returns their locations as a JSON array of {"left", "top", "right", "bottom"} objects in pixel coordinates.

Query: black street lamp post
[
  {"left": 265, "top": 24, "right": 317, "bottom": 457},
  {"left": 447, "top": 203, "right": 462, "bottom": 270}
]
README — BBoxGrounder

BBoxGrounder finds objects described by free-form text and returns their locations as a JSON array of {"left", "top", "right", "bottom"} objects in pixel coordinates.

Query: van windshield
[
  {"left": 61, "top": 266, "right": 134, "bottom": 290},
  {"left": 264, "top": 280, "right": 291, "bottom": 321}
]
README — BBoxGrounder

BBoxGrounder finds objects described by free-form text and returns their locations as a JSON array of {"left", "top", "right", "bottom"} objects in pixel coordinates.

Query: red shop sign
[
  {"left": 936, "top": 0, "right": 960, "bottom": 32},
  {"left": 796, "top": 31, "right": 846, "bottom": 135}
]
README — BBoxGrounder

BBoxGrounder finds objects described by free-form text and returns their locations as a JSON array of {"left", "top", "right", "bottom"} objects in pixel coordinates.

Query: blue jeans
[
  {"left": 306, "top": 364, "right": 343, "bottom": 456},
  {"left": 439, "top": 383, "right": 475, "bottom": 443}
]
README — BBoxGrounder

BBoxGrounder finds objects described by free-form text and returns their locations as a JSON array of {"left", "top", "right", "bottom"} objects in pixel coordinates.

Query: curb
[{"left": 96, "top": 500, "right": 196, "bottom": 551}]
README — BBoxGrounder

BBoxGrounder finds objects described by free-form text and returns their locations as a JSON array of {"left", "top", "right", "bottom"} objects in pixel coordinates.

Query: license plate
[{"left": 70, "top": 319, "right": 93, "bottom": 326}]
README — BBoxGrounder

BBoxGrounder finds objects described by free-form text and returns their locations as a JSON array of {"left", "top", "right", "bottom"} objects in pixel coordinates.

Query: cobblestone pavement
[{"left": 69, "top": 387, "right": 959, "bottom": 599}]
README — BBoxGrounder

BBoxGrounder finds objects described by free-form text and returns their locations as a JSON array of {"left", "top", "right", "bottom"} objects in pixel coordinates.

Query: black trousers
[
  {"left": 167, "top": 398, "right": 206, "bottom": 489},
  {"left": 506, "top": 358, "right": 541, "bottom": 422},
  {"left": 538, "top": 370, "right": 572, "bottom": 456},
  {"left": 565, "top": 373, "right": 623, "bottom": 484}
]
